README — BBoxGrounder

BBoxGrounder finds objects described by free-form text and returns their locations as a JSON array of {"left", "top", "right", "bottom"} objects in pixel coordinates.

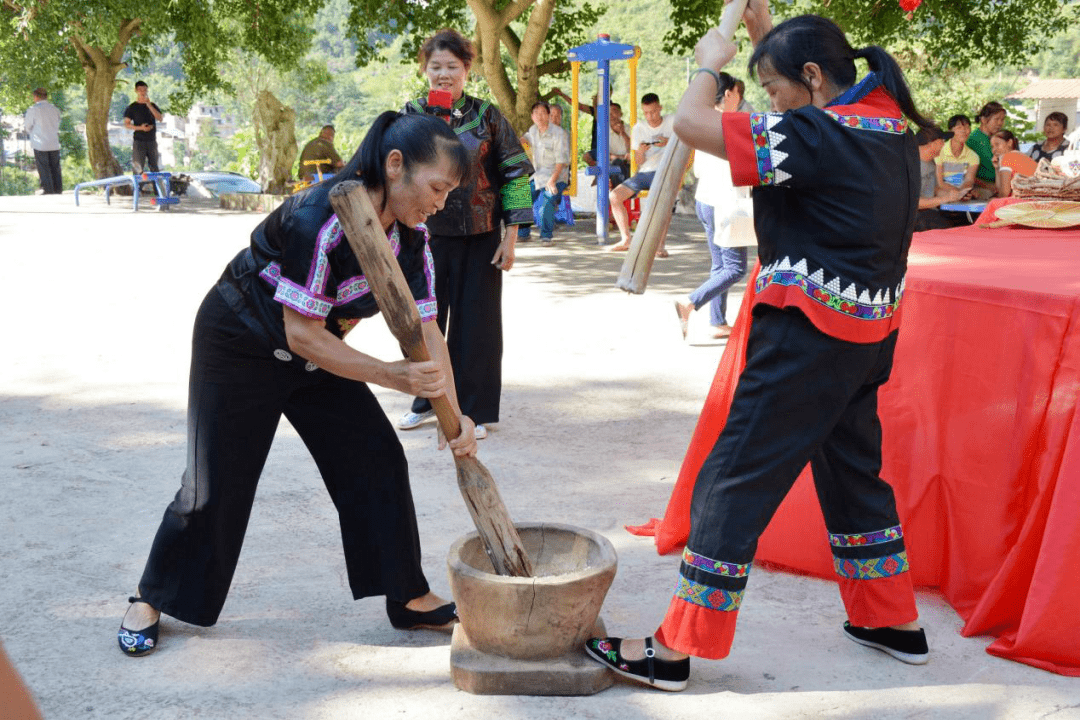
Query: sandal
[
  {"left": 656, "top": 248, "right": 669, "bottom": 258},
  {"left": 584, "top": 636, "right": 689, "bottom": 691},
  {"left": 117, "top": 596, "right": 159, "bottom": 657},
  {"left": 386, "top": 598, "right": 458, "bottom": 631}
]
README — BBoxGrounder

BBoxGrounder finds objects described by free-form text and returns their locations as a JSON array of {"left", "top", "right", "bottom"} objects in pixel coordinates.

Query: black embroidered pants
[{"left": 658, "top": 306, "right": 917, "bottom": 658}]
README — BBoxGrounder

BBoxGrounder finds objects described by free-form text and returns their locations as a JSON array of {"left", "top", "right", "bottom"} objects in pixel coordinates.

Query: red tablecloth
[{"left": 644, "top": 224, "right": 1080, "bottom": 675}]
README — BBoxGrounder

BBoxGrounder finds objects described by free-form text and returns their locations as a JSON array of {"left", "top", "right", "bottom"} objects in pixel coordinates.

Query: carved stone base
[{"left": 449, "top": 619, "right": 613, "bottom": 696}]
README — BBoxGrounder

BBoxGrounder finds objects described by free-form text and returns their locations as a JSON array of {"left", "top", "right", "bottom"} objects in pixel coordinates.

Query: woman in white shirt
[{"left": 675, "top": 73, "right": 754, "bottom": 340}]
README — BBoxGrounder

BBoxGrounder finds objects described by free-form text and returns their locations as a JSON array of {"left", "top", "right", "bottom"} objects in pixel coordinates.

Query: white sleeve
[{"left": 555, "top": 128, "right": 570, "bottom": 165}]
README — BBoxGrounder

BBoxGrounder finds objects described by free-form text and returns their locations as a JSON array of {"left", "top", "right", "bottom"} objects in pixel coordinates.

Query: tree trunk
[
  {"left": 252, "top": 90, "right": 297, "bottom": 195},
  {"left": 70, "top": 20, "right": 142, "bottom": 179},
  {"left": 84, "top": 65, "right": 125, "bottom": 178},
  {"left": 468, "top": 0, "right": 549, "bottom": 134}
]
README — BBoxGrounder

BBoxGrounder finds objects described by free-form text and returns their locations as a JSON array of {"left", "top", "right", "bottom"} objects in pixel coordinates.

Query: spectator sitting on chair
[
  {"left": 915, "top": 126, "right": 964, "bottom": 231},
  {"left": 550, "top": 89, "right": 632, "bottom": 188},
  {"left": 298, "top": 125, "right": 345, "bottom": 181},
  {"left": 582, "top": 102, "right": 632, "bottom": 188},
  {"left": 123, "top": 80, "right": 164, "bottom": 174},
  {"left": 967, "top": 101, "right": 1007, "bottom": 197},
  {"left": 992, "top": 129, "right": 1021, "bottom": 198},
  {"left": 549, "top": 103, "right": 564, "bottom": 130},
  {"left": 24, "top": 87, "right": 62, "bottom": 194},
  {"left": 609, "top": 92, "right": 675, "bottom": 256},
  {"left": 552, "top": 89, "right": 602, "bottom": 162},
  {"left": 935, "top": 114, "right": 978, "bottom": 197},
  {"left": 1029, "top": 112, "right": 1071, "bottom": 163},
  {"left": 518, "top": 101, "right": 570, "bottom": 245}
]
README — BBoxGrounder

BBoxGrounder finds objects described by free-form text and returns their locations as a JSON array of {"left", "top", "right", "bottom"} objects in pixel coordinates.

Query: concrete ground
[{"left": 2, "top": 194, "right": 1077, "bottom": 719}]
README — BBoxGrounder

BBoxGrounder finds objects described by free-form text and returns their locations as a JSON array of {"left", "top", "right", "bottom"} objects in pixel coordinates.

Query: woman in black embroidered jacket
[
  {"left": 398, "top": 28, "right": 534, "bottom": 440},
  {"left": 585, "top": 0, "right": 935, "bottom": 690},
  {"left": 117, "top": 112, "right": 476, "bottom": 657}
]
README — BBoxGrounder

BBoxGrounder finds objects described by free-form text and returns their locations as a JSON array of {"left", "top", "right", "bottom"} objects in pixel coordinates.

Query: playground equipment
[
  {"left": 74, "top": 172, "right": 178, "bottom": 211},
  {"left": 292, "top": 158, "right": 333, "bottom": 193},
  {"left": 566, "top": 35, "right": 640, "bottom": 244}
]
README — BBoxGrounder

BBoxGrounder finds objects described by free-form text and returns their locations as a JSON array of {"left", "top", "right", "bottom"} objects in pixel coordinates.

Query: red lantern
[{"left": 899, "top": 0, "right": 923, "bottom": 10}]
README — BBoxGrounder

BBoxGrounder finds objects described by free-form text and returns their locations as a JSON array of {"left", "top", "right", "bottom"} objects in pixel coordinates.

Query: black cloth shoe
[
  {"left": 584, "top": 636, "right": 689, "bottom": 691},
  {"left": 117, "top": 596, "right": 159, "bottom": 657},
  {"left": 843, "top": 621, "right": 929, "bottom": 665},
  {"left": 386, "top": 598, "right": 458, "bottom": 631}
]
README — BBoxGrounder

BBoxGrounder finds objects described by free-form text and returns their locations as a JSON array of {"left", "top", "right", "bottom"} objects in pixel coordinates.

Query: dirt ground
[{"left": 2, "top": 194, "right": 1078, "bottom": 719}]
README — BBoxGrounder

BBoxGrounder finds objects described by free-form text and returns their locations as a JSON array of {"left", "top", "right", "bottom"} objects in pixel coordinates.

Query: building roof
[{"left": 1008, "top": 79, "right": 1080, "bottom": 100}]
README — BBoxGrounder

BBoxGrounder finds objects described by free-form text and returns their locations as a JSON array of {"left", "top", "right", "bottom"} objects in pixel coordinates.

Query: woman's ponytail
[
  {"left": 854, "top": 45, "right": 935, "bottom": 130},
  {"left": 347, "top": 110, "right": 402, "bottom": 192},
  {"left": 749, "top": 15, "right": 936, "bottom": 131}
]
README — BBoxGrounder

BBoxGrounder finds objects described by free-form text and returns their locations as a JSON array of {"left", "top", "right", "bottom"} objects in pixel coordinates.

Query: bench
[{"left": 75, "top": 172, "right": 179, "bottom": 211}]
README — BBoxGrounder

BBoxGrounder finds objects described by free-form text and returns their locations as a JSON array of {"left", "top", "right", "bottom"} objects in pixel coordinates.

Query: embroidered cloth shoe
[
  {"left": 843, "top": 621, "right": 929, "bottom": 665},
  {"left": 397, "top": 409, "right": 436, "bottom": 430},
  {"left": 386, "top": 598, "right": 458, "bottom": 631},
  {"left": 584, "top": 636, "right": 689, "bottom": 691},
  {"left": 117, "top": 596, "right": 159, "bottom": 657}
]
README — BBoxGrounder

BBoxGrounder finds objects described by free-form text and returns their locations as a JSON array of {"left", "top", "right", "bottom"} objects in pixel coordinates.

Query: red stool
[{"left": 609, "top": 193, "right": 646, "bottom": 230}]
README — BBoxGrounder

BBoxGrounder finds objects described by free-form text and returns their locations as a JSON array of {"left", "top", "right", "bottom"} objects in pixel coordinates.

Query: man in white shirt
[
  {"left": 518, "top": 101, "right": 570, "bottom": 245},
  {"left": 23, "top": 88, "right": 63, "bottom": 194},
  {"left": 609, "top": 92, "right": 675, "bottom": 252}
]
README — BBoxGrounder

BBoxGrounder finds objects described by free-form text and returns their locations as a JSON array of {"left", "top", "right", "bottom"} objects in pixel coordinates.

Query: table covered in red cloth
[{"left": 643, "top": 223, "right": 1080, "bottom": 675}]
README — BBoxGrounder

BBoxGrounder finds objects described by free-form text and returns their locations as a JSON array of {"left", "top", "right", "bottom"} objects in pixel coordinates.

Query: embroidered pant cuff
[
  {"left": 656, "top": 596, "right": 738, "bottom": 660},
  {"left": 839, "top": 572, "right": 918, "bottom": 628}
]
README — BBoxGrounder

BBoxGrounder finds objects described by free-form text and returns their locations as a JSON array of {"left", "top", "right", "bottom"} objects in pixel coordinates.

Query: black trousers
[
  {"left": 138, "top": 287, "right": 430, "bottom": 626},
  {"left": 411, "top": 229, "right": 503, "bottom": 424},
  {"left": 687, "top": 305, "right": 905, "bottom": 580},
  {"left": 132, "top": 139, "right": 160, "bottom": 173},
  {"left": 33, "top": 149, "right": 62, "bottom": 194}
]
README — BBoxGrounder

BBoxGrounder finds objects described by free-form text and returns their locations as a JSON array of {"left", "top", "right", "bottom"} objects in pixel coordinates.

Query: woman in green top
[{"left": 967, "top": 101, "right": 1007, "bottom": 197}]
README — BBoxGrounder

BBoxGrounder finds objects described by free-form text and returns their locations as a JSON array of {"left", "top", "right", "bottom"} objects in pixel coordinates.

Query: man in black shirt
[{"left": 123, "top": 80, "right": 164, "bottom": 173}]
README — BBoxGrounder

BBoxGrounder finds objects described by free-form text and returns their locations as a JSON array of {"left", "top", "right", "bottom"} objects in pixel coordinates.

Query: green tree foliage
[
  {"left": 0, "top": 0, "right": 325, "bottom": 178},
  {"left": 659, "top": 0, "right": 1077, "bottom": 141},
  {"left": 665, "top": 0, "right": 1074, "bottom": 74},
  {"left": 0, "top": 166, "right": 36, "bottom": 195}
]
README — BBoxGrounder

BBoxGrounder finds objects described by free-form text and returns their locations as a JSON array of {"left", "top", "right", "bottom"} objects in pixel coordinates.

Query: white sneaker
[
  {"left": 398, "top": 409, "right": 436, "bottom": 430},
  {"left": 474, "top": 424, "right": 488, "bottom": 440}
]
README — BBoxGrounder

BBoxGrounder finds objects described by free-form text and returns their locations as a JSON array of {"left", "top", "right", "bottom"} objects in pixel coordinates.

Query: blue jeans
[
  {"left": 518, "top": 180, "right": 568, "bottom": 239},
  {"left": 690, "top": 201, "right": 748, "bottom": 327}
]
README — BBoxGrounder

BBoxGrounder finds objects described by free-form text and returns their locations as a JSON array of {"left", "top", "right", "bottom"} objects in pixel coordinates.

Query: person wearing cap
[{"left": 915, "top": 126, "right": 964, "bottom": 231}]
